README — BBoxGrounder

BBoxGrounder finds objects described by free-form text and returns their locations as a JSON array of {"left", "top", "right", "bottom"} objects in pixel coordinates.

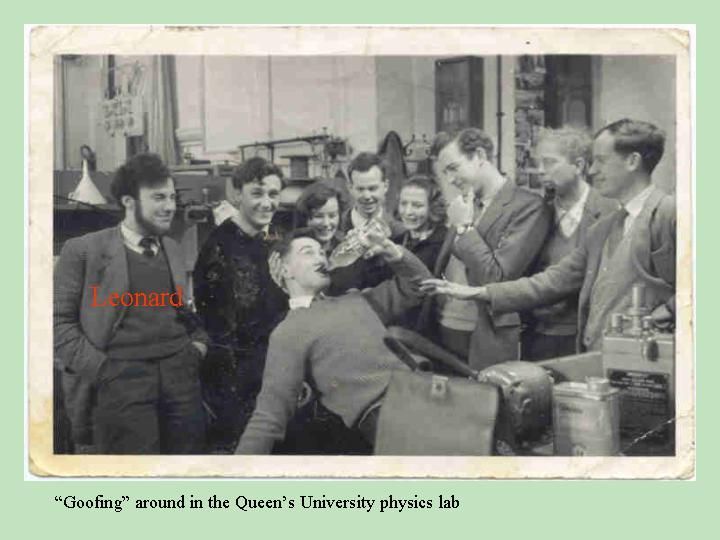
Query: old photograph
[{"left": 28, "top": 26, "right": 693, "bottom": 477}]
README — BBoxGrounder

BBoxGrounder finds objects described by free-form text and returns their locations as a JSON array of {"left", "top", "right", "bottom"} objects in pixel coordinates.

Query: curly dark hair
[
  {"left": 269, "top": 227, "right": 318, "bottom": 262},
  {"left": 429, "top": 128, "right": 495, "bottom": 163},
  {"left": 395, "top": 175, "right": 447, "bottom": 226},
  {"left": 347, "top": 152, "right": 386, "bottom": 183},
  {"left": 294, "top": 180, "right": 345, "bottom": 228},
  {"left": 110, "top": 153, "right": 172, "bottom": 203},
  {"left": 595, "top": 119, "right": 666, "bottom": 174},
  {"left": 454, "top": 128, "right": 495, "bottom": 161},
  {"left": 232, "top": 156, "right": 285, "bottom": 189}
]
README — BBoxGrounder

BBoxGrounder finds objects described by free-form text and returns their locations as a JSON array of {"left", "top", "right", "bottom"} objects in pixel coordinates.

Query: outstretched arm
[
  {"left": 235, "top": 325, "right": 307, "bottom": 455},
  {"left": 421, "top": 244, "right": 588, "bottom": 314}
]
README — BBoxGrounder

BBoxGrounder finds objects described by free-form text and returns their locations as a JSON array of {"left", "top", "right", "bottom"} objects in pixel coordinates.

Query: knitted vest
[
  {"left": 106, "top": 248, "right": 189, "bottom": 359},
  {"left": 533, "top": 225, "right": 581, "bottom": 336},
  {"left": 583, "top": 226, "right": 669, "bottom": 351}
]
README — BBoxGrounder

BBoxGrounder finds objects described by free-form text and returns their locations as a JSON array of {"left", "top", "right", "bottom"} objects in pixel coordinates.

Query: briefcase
[{"left": 374, "top": 369, "right": 499, "bottom": 456}]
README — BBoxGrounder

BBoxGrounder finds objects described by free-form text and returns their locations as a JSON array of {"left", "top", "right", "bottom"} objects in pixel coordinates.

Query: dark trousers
[
  {"left": 94, "top": 343, "right": 206, "bottom": 454},
  {"left": 521, "top": 331, "right": 577, "bottom": 362},
  {"left": 439, "top": 327, "right": 472, "bottom": 361},
  {"left": 274, "top": 399, "right": 372, "bottom": 455},
  {"left": 200, "top": 345, "right": 267, "bottom": 453}
]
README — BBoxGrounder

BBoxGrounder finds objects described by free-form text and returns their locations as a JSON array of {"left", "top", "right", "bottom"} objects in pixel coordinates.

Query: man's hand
[
  {"left": 268, "top": 251, "right": 285, "bottom": 291},
  {"left": 212, "top": 200, "right": 237, "bottom": 225},
  {"left": 447, "top": 192, "right": 475, "bottom": 228},
  {"left": 364, "top": 238, "right": 403, "bottom": 262},
  {"left": 191, "top": 341, "right": 208, "bottom": 358},
  {"left": 359, "top": 219, "right": 401, "bottom": 261},
  {"left": 650, "top": 303, "right": 674, "bottom": 330},
  {"left": 419, "top": 278, "right": 488, "bottom": 301}
]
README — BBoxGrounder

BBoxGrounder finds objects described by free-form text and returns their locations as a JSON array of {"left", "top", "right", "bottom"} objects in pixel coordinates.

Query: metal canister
[{"left": 552, "top": 378, "right": 621, "bottom": 456}]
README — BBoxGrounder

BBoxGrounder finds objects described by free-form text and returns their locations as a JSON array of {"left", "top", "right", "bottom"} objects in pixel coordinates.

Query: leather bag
[{"left": 374, "top": 336, "right": 499, "bottom": 455}]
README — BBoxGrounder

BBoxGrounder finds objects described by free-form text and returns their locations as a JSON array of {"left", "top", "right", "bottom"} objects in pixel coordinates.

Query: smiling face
[
  {"left": 349, "top": 165, "right": 388, "bottom": 219},
  {"left": 306, "top": 197, "right": 340, "bottom": 244},
  {"left": 437, "top": 141, "right": 487, "bottom": 195},
  {"left": 588, "top": 131, "right": 634, "bottom": 200},
  {"left": 397, "top": 185, "right": 431, "bottom": 232},
  {"left": 234, "top": 175, "right": 283, "bottom": 231},
  {"left": 123, "top": 177, "right": 176, "bottom": 236},
  {"left": 536, "top": 140, "right": 583, "bottom": 198},
  {"left": 282, "top": 237, "right": 330, "bottom": 297}
]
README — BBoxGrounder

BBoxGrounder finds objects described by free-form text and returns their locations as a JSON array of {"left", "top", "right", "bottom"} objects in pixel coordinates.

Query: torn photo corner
[{"left": 27, "top": 25, "right": 694, "bottom": 479}]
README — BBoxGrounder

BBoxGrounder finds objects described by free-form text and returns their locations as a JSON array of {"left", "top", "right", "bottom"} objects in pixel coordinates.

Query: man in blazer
[
  {"left": 522, "top": 126, "right": 618, "bottom": 360},
  {"left": 433, "top": 128, "right": 552, "bottom": 370},
  {"left": 54, "top": 153, "right": 209, "bottom": 454},
  {"left": 422, "top": 119, "right": 675, "bottom": 354}
]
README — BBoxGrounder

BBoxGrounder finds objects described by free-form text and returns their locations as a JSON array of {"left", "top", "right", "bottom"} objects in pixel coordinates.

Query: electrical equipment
[{"left": 602, "top": 285, "right": 675, "bottom": 455}]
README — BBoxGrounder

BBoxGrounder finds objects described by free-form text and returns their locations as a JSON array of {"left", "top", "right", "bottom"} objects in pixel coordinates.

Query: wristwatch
[{"left": 456, "top": 223, "right": 473, "bottom": 236}]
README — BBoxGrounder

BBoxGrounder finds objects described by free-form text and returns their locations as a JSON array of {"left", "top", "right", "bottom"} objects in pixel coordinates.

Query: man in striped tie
[
  {"left": 422, "top": 119, "right": 676, "bottom": 354},
  {"left": 54, "top": 153, "right": 209, "bottom": 454}
]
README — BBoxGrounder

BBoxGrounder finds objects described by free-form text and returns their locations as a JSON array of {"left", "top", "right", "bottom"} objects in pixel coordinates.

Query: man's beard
[{"left": 134, "top": 200, "right": 170, "bottom": 236}]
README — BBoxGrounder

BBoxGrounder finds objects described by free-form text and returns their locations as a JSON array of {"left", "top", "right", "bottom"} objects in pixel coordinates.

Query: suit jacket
[
  {"left": 488, "top": 187, "right": 676, "bottom": 351},
  {"left": 437, "top": 181, "right": 553, "bottom": 368},
  {"left": 527, "top": 188, "right": 618, "bottom": 334},
  {"left": 54, "top": 225, "right": 207, "bottom": 444}
]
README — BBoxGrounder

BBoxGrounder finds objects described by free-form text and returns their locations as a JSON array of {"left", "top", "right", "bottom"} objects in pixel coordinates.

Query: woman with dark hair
[
  {"left": 393, "top": 175, "right": 448, "bottom": 272},
  {"left": 294, "top": 180, "right": 345, "bottom": 254},
  {"left": 391, "top": 175, "right": 448, "bottom": 336}
]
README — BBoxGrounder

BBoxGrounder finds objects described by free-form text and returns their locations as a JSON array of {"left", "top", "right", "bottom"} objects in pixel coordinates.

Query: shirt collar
[
  {"left": 555, "top": 181, "right": 590, "bottom": 219},
  {"left": 289, "top": 296, "right": 314, "bottom": 310},
  {"left": 351, "top": 207, "right": 384, "bottom": 229},
  {"left": 120, "top": 222, "right": 159, "bottom": 253},
  {"left": 288, "top": 293, "right": 326, "bottom": 310},
  {"left": 623, "top": 184, "right": 655, "bottom": 220},
  {"left": 229, "top": 215, "right": 270, "bottom": 239},
  {"left": 473, "top": 177, "right": 506, "bottom": 211},
  {"left": 407, "top": 226, "right": 435, "bottom": 243}
]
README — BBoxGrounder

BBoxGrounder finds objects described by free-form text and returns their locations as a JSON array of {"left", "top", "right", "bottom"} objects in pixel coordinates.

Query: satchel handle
[
  {"left": 386, "top": 326, "right": 481, "bottom": 380},
  {"left": 384, "top": 335, "right": 423, "bottom": 372}
]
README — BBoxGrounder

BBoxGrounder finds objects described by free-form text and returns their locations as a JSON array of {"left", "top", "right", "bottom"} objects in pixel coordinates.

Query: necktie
[
  {"left": 604, "top": 207, "right": 629, "bottom": 260},
  {"left": 139, "top": 237, "right": 157, "bottom": 257}
]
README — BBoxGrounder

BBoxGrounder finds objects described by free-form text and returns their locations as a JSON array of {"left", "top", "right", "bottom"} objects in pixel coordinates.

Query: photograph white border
[{"left": 27, "top": 25, "right": 694, "bottom": 478}]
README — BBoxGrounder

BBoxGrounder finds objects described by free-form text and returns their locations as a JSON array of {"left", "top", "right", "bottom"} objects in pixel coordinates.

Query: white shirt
[
  {"left": 289, "top": 296, "right": 315, "bottom": 310},
  {"left": 120, "top": 222, "right": 160, "bottom": 256},
  {"left": 554, "top": 181, "right": 590, "bottom": 238},
  {"left": 622, "top": 184, "right": 655, "bottom": 235},
  {"left": 350, "top": 207, "right": 385, "bottom": 230}
]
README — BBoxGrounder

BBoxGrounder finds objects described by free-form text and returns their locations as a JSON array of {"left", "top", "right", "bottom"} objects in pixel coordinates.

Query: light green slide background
[{"left": 7, "top": 3, "right": 713, "bottom": 539}]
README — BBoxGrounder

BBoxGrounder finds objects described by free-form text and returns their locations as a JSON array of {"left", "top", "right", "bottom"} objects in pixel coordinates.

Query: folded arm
[{"left": 453, "top": 198, "right": 551, "bottom": 286}]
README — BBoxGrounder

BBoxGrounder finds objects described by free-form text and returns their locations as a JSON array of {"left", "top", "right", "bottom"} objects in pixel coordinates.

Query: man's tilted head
[{"left": 269, "top": 228, "right": 331, "bottom": 298}]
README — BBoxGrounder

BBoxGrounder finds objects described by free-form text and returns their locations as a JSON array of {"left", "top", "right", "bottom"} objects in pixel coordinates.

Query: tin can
[{"left": 552, "top": 378, "right": 621, "bottom": 456}]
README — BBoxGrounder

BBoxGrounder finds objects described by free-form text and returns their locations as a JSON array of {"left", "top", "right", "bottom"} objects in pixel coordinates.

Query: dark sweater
[
  {"left": 193, "top": 220, "right": 288, "bottom": 353},
  {"left": 236, "top": 248, "right": 431, "bottom": 454},
  {"left": 528, "top": 190, "right": 617, "bottom": 336},
  {"left": 390, "top": 225, "right": 447, "bottom": 330},
  {"left": 106, "top": 248, "right": 189, "bottom": 359}
]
